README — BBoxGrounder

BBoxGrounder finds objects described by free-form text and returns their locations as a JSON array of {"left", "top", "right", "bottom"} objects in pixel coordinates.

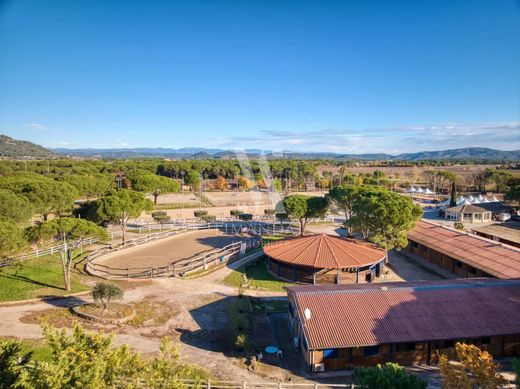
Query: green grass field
[
  {"left": 0, "top": 252, "right": 89, "bottom": 302},
  {"left": 224, "top": 256, "right": 293, "bottom": 292},
  {"left": 0, "top": 337, "right": 53, "bottom": 362}
]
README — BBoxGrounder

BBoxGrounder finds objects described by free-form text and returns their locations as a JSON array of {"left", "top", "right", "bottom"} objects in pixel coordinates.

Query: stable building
[
  {"left": 405, "top": 220, "right": 520, "bottom": 279},
  {"left": 263, "top": 234, "right": 386, "bottom": 284},
  {"left": 286, "top": 278, "right": 520, "bottom": 372}
]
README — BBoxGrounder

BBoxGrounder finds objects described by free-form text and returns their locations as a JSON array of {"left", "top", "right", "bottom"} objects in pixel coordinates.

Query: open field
[
  {"left": 317, "top": 164, "right": 520, "bottom": 182},
  {"left": 96, "top": 229, "right": 246, "bottom": 269},
  {"left": 0, "top": 252, "right": 88, "bottom": 302}
]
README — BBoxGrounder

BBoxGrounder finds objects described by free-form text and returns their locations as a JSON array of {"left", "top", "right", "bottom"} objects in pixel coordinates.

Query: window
[
  {"left": 363, "top": 346, "right": 379, "bottom": 357},
  {"left": 443, "top": 341, "right": 455, "bottom": 348},
  {"left": 323, "top": 349, "right": 338, "bottom": 359},
  {"left": 481, "top": 337, "right": 490, "bottom": 345},
  {"left": 454, "top": 260, "right": 463, "bottom": 268}
]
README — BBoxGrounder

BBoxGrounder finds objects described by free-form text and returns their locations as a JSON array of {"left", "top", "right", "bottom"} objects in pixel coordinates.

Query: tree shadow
[
  {"left": 179, "top": 294, "right": 306, "bottom": 377},
  {"left": 0, "top": 273, "right": 63, "bottom": 290}
]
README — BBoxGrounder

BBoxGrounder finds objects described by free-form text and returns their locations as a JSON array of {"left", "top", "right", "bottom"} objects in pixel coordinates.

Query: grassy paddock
[
  {"left": 224, "top": 256, "right": 293, "bottom": 292},
  {"left": 0, "top": 251, "right": 89, "bottom": 302},
  {"left": 0, "top": 337, "right": 53, "bottom": 362}
]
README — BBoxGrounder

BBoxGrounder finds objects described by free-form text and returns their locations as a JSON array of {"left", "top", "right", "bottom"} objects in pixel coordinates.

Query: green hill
[{"left": 0, "top": 135, "right": 55, "bottom": 158}]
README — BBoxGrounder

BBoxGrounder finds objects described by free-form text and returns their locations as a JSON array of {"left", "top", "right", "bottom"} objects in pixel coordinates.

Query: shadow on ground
[{"left": 178, "top": 294, "right": 306, "bottom": 378}]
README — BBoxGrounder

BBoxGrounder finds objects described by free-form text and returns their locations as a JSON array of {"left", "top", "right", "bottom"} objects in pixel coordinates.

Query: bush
[
  {"left": 193, "top": 210, "right": 208, "bottom": 218},
  {"left": 353, "top": 363, "right": 427, "bottom": 389},
  {"left": 201, "top": 215, "right": 216, "bottom": 222},
  {"left": 152, "top": 211, "right": 171, "bottom": 224},
  {"left": 275, "top": 213, "right": 288, "bottom": 222},
  {"left": 264, "top": 209, "right": 276, "bottom": 215},
  {"left": 230, "top": 209, "right": 244, "bottom": 217},
  {"left": 151, "top": 211, "right": 167, "bottom": 218},
  {"left": 234, "top": 333, "right": 252, "bottom": 352},
  {"left": 454, "top": 222, "right": 464, "bottom": 230},
  {"left": 238, "top": 213, "right": 253, "bottom": 221},
  {"left": 92, "top": 282, "right": 123, "bottom": 311}
]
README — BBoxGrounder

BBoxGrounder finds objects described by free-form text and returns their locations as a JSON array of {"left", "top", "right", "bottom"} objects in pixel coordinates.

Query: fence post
[{"left": 207, "top": 379, "right": 211, "bottom": 389}]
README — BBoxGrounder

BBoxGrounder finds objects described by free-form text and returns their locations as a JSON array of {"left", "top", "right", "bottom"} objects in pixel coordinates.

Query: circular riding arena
[
  {"left": 95, "top": 229, "right": 245, "bottom": 270},
  {"left": 264, "top": 234, "right": 386, "bottom": 284}
]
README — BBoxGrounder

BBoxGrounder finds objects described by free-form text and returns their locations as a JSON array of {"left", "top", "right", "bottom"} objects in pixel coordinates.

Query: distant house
[
  {"left": 286, "top": 278, "right": 520, "bottom": 372},
  {"left": 445, "top": 202, "right": 512, "bottom": 223},
  {"left": 406, "top": 220, "right": 520, "bottom": 279}
]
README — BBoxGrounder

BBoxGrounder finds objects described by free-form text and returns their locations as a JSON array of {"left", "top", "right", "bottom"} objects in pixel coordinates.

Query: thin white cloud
[
  {"left": 22, "top": 123, "right": 47, "bottom": 130},
  {"left": 204, "top": 121, "right": 520, "bottom": 154}
]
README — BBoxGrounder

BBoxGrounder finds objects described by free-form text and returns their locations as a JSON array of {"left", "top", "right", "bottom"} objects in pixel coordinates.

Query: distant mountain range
[
  {"left": 1, "top": 134, "right": 519, "bottom": 161},
  {"left": 0, "top": 135, "right": 56, "bottom": 158},
  {"left": 52, "top": 146, "right": 520, "bottom": 161}
]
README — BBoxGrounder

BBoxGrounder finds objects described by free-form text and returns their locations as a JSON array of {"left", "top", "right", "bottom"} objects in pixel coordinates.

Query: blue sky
[{"left": 0, "top": 0, "right": 519, "bottom": 153}]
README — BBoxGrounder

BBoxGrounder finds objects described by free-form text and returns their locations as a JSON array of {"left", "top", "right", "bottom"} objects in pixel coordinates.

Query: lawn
[
  {"left": 224, "top": 256, "right": 293, "bottom": 292},
  {"left": 0, "top": 252, "right": 90, "bottom": 302},
  {"left": 0, "top": 337, "right": 53, "bottom": 362}
]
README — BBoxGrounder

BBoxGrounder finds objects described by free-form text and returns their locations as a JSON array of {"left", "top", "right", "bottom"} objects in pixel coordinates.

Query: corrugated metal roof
[
  {"left": 263, "top": 234, "right": 386, "bottom": 269},
  {"left": 408, "top": 221, "right": 520, "bottom": 278},
  {"left": 287, "top": 278, "right": 520, "bottom": 350}
]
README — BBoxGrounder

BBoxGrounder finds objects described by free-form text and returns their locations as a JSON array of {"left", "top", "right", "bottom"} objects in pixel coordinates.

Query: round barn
[{"left": 263, "top": 234, "right": 386, "bottom": 284}]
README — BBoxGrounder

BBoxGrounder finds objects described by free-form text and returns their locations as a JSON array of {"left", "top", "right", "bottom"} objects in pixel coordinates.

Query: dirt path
[{"left": 0, "top": 250, "right": 282, "bottom": 382}]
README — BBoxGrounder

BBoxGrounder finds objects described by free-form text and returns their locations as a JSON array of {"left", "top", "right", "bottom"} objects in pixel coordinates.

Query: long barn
[
  {"left": 405, "top": 220, "right": 520, "bottom": 279},
  {"left": 286, "top": 278, "right": 520, "bottom": 372}
]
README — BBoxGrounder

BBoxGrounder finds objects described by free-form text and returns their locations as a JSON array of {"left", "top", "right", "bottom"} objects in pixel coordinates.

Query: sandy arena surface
[{"left": 97, "top": 229, "right": 245, "bottom": 269}]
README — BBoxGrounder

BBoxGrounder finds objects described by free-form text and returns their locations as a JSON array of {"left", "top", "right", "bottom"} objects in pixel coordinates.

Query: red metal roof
[
  {"left": 287, "top": 278, "right": 520, "bottom": 350},
  {"left": 263, "top": 234, "right": 386, "bottom": 269},
  {"left": 408, "top": 220, "right": 520, "bottom": 279}
]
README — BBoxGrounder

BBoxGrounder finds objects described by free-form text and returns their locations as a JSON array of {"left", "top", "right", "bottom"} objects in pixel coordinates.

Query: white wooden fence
[{"left": 170, "top": 380, "right": 352, "bottom": 389}]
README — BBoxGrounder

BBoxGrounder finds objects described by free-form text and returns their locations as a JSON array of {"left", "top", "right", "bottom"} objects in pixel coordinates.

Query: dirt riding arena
[{"left": 96, "top": 229, "right": 245, "bottom": 269}]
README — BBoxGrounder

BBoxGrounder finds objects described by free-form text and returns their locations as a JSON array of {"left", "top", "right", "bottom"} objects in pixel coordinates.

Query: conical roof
[{"left": 263, "top": 234, "right": 386, "bottom": 269}]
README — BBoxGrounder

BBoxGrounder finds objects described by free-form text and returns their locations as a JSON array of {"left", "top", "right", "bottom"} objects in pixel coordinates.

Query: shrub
[
  {"left": 201, "top": 215, "right": 216, "bottom": 222},
  {"left": 151, "top": 211, "right": 167, "bottom": 218},
  {"left": 234, "top": 333, "right": 251, "bottom": 352},
  {"left": 275, "top": 213, "right": 288, "bottom": 222},
  {"left": 230, "top": 209, "right": 244, "bottom": 217},
  {"left": 193, "top": 210, "right": 208, "bottom": 218},
  {"left": 454, "top": 222, "right": 464, "bottom": 230},
  {"left": 92, "top": 282, "right": 124, "bottom": 312},
  {"left": 239, "top": 213, "right": 253, "bottom": 221},
  {"left": 152, "top": 211, "right": 171, "bottom": 224},
  {"left": 264, "top": 209, "right": 276, "bottom": 215},
  {"left": 353, "top": 363, "right": 427, "bottom": 389}
]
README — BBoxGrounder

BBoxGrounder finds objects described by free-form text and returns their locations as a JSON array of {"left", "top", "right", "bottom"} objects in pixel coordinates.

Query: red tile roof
[
  {"left": 287, "top": 278, "right": 520, "bottom": 350},
  {"left": 408, "top": 221, "right": 520, "bottom": 279},
  {"left": 263, "top": 234, "right": 386, "bottom": 269}
]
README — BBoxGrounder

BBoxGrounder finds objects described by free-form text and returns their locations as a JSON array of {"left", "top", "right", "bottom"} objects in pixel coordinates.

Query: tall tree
[
  {"left": 449, "top": 181, "right": 458, "bottom": 207},
  {"left": 0, "top": 189, "right": 33, "bottom": 224},
  {"left": 127, "top": 170, "right": 180, "bottom": 205},
  {"left": 348, "top": 188, "right": 422, "bottom": 257},
  {"left": 327, "top": 185, "right": 361, "bottom": 221},
  {"left": 27, "top": 218, "right": 107, "bottom": 291},
  {"left": 0, "top": 221, "right": 27, "bottom": 260},
  {"left": 95, "top": 190, "right": 153, "bottom": 244},
  {"left": 0, "top": 175, "right": 77, "bottom": 220},
  {"left": 505, "top": 179, "right": 520, "bottom": 205},
  {"left": 282, "top": 195, "right": 329, "bottom": 235},
  {"left": 184, "top": 170, "right": 201, "bottom": 190},
  {"left": 439, "top": 343, "right": 507, "bottom": 389}
]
